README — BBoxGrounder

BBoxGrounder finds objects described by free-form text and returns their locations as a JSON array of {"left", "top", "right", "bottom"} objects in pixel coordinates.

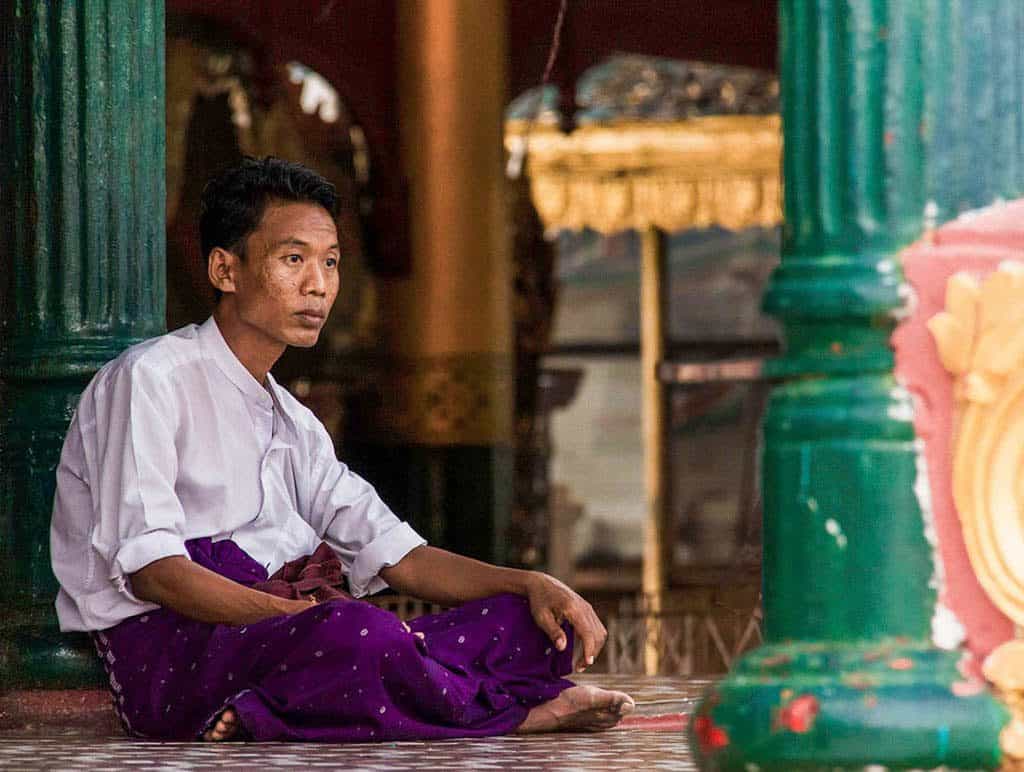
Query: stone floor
[{"left": 0, "top": 676, "right": 707, "bottom": 770}]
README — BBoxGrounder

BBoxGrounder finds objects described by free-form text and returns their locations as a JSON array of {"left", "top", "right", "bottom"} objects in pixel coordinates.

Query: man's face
[{"left": 230, "top": 200, "right": 340, "bottom": 348}]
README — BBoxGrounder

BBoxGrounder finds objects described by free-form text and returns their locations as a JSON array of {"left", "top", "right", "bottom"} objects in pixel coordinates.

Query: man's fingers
[
  {"left": 566, "top": 605, "right": 607, "bottom": 671},
  {"left": 536, "top": 608, "right": 567, "bottom": 650},
  {"left": 578, "top": 621, "right": 600, "bottom": 671}
]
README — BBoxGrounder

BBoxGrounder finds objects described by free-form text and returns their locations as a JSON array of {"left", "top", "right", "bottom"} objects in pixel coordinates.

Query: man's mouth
[{"left": 295, "top": 311, "right": 326, "bottom": 323}]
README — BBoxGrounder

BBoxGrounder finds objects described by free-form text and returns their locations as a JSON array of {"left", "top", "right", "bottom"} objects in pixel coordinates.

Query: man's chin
[{"left": 285, "top": 329, "right": 322, "bottom": 348}]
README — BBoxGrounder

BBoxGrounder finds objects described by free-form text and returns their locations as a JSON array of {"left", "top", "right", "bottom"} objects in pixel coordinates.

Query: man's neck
[{"left": 212, "top": 304, "right": 285, "bottom": 386}]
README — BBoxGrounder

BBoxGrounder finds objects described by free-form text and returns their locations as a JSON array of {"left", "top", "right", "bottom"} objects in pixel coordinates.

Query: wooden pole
[{"left": 640, "top": 226, "right": 669, "bottom": 674}]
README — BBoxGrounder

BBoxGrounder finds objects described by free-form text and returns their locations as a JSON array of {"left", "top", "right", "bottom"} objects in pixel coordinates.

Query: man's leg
[
  {"left": 406, "top": 593, "right": 634, "bottom": 734},
  {"left": 99, "top": 593, "right": 632, "bottom": 742}
]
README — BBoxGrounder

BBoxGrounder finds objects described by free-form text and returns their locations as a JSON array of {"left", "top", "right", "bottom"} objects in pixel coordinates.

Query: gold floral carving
[
  {"left": 929, "top": 262, "right": 1024, "bottom": 627},
  {"left": 932, "top": 263, "right": 1024, "bottom": 765},
  {"left": 504, "top": 116, "right": 782, "bottom": 234},
  {"left": 984, "top": 640, "right": 1024, "bottom": 768}
]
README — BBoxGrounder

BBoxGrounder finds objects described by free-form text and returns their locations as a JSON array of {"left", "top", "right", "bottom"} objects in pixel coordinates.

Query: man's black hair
[{"left": 200, "top": 157, "right": 338, "bottom": 298}]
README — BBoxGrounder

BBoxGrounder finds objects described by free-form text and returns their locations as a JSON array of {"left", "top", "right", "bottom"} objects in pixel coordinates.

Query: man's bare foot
[
  {"left": 203, "top": 708, "right": 239, "bottom": 741},
  {"left": 516, "top": 685, "right": 635, "bottom": 734}
]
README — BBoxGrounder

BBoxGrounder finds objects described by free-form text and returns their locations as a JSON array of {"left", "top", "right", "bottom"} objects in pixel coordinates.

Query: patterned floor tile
[
  {"left": 0, "top": 675, "right": 706, "bottom": 770},
  {"left": 0, "top": 730, "right": 697, "bottom": 771}
]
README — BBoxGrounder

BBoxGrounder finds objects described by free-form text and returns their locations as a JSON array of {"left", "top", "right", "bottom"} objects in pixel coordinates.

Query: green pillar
[
  {"left": 691, "top": 1, "right": 1024, "bottom": 768},
  {"left": 0, "top": 0, "right": 166, "bottom": 688}
]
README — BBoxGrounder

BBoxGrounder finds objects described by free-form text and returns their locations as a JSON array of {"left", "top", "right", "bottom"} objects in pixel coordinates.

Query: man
[{"left": 50, "top": 157, "right": 634, "bottom": 742}]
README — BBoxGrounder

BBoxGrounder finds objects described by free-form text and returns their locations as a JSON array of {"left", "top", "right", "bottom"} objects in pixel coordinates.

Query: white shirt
[{"left": 50, "top": 317, "right": 426, "bottom": 632}]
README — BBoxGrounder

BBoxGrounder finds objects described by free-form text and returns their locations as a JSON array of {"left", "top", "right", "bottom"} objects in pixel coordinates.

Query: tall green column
[
  {"left": 692, "top": 1, "right": 1024, "bottom": 768},
  {"left": 0, "top": 0, "right": 166, "bottom": 688}
]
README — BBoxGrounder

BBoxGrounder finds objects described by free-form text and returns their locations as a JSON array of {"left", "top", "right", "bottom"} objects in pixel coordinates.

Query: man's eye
[
  {"left": 286, "top": 254, "right": 302, "bottom": 264},
  {"left": 326, "top": 257, "right": 338, "bottom": 268}
]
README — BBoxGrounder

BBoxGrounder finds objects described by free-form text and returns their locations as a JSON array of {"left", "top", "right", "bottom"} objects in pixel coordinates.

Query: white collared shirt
[{"left": 50, "top": 317, "right": 426, "bottom": 632}]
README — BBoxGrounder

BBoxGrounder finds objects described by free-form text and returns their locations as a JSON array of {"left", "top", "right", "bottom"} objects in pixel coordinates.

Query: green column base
[
  {"left": 689, "top": 640, "right": 1007, "bottom": 770},
  {"left": 0, "top": 607, "right": 104, "bottom": 689}
]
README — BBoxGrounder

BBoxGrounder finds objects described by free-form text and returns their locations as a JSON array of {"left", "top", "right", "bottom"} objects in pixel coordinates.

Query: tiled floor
[{"left": 0, "top": 676, "right": 708, "bottom": 771}]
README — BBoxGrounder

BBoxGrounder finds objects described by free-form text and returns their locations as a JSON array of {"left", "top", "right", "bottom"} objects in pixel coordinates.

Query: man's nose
[{"left": 303, "top": 262, "right": 328, "bottom": 296}]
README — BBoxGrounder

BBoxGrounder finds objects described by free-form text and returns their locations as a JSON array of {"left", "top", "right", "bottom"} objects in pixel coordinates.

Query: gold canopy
[{"left": 504, "top": 114, "right": 782, "bottom": 234}]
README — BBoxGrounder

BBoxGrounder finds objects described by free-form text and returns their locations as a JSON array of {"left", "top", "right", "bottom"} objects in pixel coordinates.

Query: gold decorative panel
[{"left": 361, "top": 354, "right": 513, "bottom": 446}]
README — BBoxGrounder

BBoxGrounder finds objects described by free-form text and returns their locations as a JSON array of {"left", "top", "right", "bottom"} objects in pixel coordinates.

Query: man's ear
[{"left": 208, "top": 247, "right": 239, "bottom": 296}]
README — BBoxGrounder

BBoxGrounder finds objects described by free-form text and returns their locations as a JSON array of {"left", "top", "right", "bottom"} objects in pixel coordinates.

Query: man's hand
[
  {"left": 380, "top": 546, "right": 608, "bottom": 671},
  {"left": 525, "top": 572, "right": 607, "bottom": 673}
]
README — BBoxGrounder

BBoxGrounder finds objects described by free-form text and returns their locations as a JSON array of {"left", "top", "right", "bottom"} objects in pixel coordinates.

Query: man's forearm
[
  {"left": 130, "top": 555, "right": 311, "bottom": 625},
  {"left": 379, "top": 545, "right": 536, "bottom": 605}
]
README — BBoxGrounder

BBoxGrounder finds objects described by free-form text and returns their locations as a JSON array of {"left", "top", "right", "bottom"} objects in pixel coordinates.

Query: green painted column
[
  {"left": 0, "top": 0, "right": 166, "bottom": 688},
  {"left": 691, "top": 1, "right": 1024, "bottom": 768}
]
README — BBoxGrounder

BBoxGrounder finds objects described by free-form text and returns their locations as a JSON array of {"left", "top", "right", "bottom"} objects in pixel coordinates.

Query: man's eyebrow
[{"left": 270, "top": 238, "right": 340, "bottom": 250}]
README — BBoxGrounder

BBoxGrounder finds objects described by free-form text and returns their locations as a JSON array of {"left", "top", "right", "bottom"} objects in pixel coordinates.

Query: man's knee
[
  {"left": 472, "top": 593, "right": 534, "bottom": 626},
  {"left": 306, "top": 600, "right": 413, "bottom": 653}
]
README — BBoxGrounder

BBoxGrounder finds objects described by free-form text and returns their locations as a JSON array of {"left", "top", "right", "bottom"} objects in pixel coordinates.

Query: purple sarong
[{"left": 92, "top": 538, "right": 575, "bottom": 741}]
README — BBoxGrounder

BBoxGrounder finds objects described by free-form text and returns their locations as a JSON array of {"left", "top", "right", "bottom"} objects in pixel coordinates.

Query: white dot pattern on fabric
[
  {"left": 457, "top": 636, "right": 465, "bottom": 644},
  {"left": 315, "top": 650, "right": 323, "bottom": 657},
  {"left": 360, "top": 629, "right": 369, "bottom": 637},
  {"left": 481, "top": 608, "right": 489, "bottom": 615},
  {"left": 379, "top": 706, "right": 386, "bottom": 714}
]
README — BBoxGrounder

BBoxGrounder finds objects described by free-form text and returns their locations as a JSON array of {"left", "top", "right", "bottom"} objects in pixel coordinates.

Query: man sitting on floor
[{"left": 49, "top": 157, "right": 634, "bottom": 742}]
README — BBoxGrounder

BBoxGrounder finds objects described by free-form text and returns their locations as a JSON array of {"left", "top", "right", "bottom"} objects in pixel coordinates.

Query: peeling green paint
[{"left": 693, "top": 1, "right": 1024, "bottom": 767}]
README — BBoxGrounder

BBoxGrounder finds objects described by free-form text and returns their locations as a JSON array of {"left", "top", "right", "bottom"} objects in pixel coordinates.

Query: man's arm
[
  {"left": 380, "top": 545, "right": 607, "bottom": 672},
  {"left": 131, "top": 556, "right": 313, "bottom": 626}
]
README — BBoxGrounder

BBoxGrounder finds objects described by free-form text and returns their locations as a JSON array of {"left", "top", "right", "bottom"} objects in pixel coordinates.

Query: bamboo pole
[{"left": 640, "top": 226, "right": 669, "bottom": 674}]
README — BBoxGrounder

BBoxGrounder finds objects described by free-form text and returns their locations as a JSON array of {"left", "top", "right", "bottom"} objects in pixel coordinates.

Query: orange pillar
[{"left": 357, "top": 0, "right": 512, "bottom": 561}]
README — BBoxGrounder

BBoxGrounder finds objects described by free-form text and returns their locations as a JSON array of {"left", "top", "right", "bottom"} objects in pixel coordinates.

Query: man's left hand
[{"left": 525, "top": 572, "right": 607, "bottom": 673}]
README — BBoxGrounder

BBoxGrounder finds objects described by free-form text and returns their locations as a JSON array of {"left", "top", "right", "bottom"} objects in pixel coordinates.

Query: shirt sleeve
[
  {"left": 87, "top": 360, "right": 190, "bottom": 593},
  {"left": 302, "top": 421, "right": 426, "bottom": 597}
]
